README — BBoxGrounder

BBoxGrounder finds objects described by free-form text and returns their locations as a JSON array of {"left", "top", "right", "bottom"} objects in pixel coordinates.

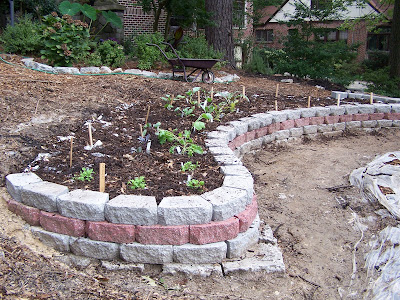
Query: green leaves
[
  {"left": 101, "top": 11, "right": 123, "bottom": 28},
  {"left": 127, "top": 176, "right": 147, "bottom": 189},
  {"left": 81, "top": 4, "right": 97, "bottom": 21},
  {"left": 59, "top": 1, "right": 81, "bottom": 16}
]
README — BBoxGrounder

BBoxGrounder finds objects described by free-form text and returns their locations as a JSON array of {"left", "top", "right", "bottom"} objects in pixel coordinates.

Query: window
[
  {"left": 311, "top": 0, "right": 332, "bottom": 10},
  {"left": 256, "top": 30, "right": 274, "bottom": 43},
  {"left": 367, "top": 27, "right": 391, "bottom": 51},
  {"left": 317, "top": 30, "right": 348, "bottom": 42},
  {"left": 233, "top": 0, "right": 246, "bottom": 28}
]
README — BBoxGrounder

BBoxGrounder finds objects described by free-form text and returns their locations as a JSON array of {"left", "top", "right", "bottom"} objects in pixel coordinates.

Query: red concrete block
[
  {"left": 369, "top": 113, "right": 385, "bottom": 120},
  {"left": 40, "top": 211, "right": 85, "bottom": 237},
  {"left": 309, "top": 116, "right": 325, "bottom": 125},
  {"left": 324, "top": 115, "right": 340, "bottom": 124},
  {"left": 339, "top": 114, "right": 353, "bottom": 122},
  {"left": 246, "top": 130, "right": 256, "bottom": 142},
  {"left": 268, "top": 123, "right": 281, "bottom": 134},
  {"left": 86, "top": 221, "right": 135, "bottom": 244},
  {"left": 228, "top": 141, "right": 236, "bottom": 151},
  {"left": 231, "top": 134, "right": 246, "bottom": 148},
  {"left": 352, "top": 114, "right": 370, "bottom": 121},
  {"left": 385, "top": 113, "right": 400, "bottom": 120},
  {"left": 189, "top": 217, "right": 239, "bottom": 245},
  {"left": 280, "top": 120, "right": 295, "bottom": 130},
  {"left": 255, "top": 126, "right": 269, "bottom": 138},
  {"left": 235, "top": 196, "right": 259, "bottom": 233},
  {"left": 8, "top": 199, "right": 40, "bottom": 226},
  {"left": 136, "top": 225, "right": 189, "bottom": 245},
  {"left": 294, "top": 118, "right": 310, "bottom": 127}
]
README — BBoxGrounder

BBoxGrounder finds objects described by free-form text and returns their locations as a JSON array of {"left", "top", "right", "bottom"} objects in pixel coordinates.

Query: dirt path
[{"left": 1, "top": 129, "right": 399, "bottom": 299}]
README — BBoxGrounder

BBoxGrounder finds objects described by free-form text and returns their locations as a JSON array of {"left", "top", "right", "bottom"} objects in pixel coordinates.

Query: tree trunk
[
  {"left": 205, "top": 0, "right": 234, "bottom": 65},
  {"left": 389, "top": 0, "right": 400, "bottom": 78}
]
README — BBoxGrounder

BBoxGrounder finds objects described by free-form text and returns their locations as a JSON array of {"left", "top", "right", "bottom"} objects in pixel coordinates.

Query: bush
[
  {"left": 40, "top": 12, "right": 91, "bottom": 66},
  {"left": 176, "top": 36, "right": 224, "bottom": 60},
  {"left": 0, "top": 15, "right": 42, "bottom": 55},
  {"left": 134, "top": 32, "right": 164, "bottom": 70},
  {"left": 362, "top": 67, "right": 400, "bottom": 97},
  {"left": 244, "top": 47, "right": 284, "bottom": 75},
  {"left": 92, "top": 40, "right": 125, "bottom": 68},
  {"left": 363, "top": 51, "right": 389, "bottom": 70}
]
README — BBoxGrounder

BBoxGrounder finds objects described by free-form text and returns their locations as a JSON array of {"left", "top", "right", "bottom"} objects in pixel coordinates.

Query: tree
[
  {"left": 139, "top": 0, "right": 170, "bottom": 32},
  {"left": 389, "top": 0, "right": 400, "bottom": 78},
  {"left": 204, "top": 0, "right": 234, "bottom": 65}
]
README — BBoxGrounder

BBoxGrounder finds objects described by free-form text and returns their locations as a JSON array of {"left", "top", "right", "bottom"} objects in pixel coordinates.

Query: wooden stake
[
  {"left": 370, "top": 92, "right": 374, "bottom": 104},
  {"left": 275, "top": 84, "right": 279, "bottom": 98},
  {"left": 211, "top": 87, "right": 214, "bottom": 101},
  {"left": 145, "top": 105, "right": 150, "bottom": 124},
  {"left": 69, "top": 137, "right": 73, "bottom": 168},
  {"left": 337, "top": 94, "right": 341, "bottom": 106},
  {"left": 242, "top": 85, "right": 246, "bottom": 99},
  {"left": 88, "top": 123, "right": 93, "bottom": 147},
  {"left": 170, "top": 94, "right": 174, "bottom": 106},
  {"left": 34, "top": 98, "right": 40, "bottom": 115},
  {"left": 99, "top": 163, "right": 105, "bottom": 193},
  {"left": 197, "top": 90, "right": 201, "bottom": 105},
  {"left": 307, "top": 96, "right": 311, "bottom": 108},
  {"left": 139, "top": 124, "right": 143, "bottom": 137},
  {"left": 274, "top": 99, "right": 278, "bottom": 111}
]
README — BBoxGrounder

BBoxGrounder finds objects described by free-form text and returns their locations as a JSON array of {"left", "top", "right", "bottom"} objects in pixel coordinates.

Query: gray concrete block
[
  {"left": 208, "top": 146, "right": 234, "bottom": 156},
  {"left": 101, "top": 261, "right": 145, "bottom": 272},
  {"left": 207, "top": 131, "right": 230, "bottom": 143},
  {"left": 158, "top": 196, "right": 212, "bottom": 225},
  {"left": 315, "top": 107, "right": 331, "bottom": 117},
  {"left": 70, "top": 238, "right": 119, "bottom": 260},
  {"left": 391, "top": 104, "right": 400, "bottom": 113},
  {"left": 223, "top": 175, "right": 254, "bottom": 204},
  {"left": 393, "top": 120, "right": 400, "bottom": 127},
  {"left": 33, "top": 62, "right": 54, "bottom": 73},
  {"left": 300, "top": 107, "right": 318, "bottom": 118},
  {"left": 259, "top": 225, "right": 277, "bottom": 245},
  {"left": 80, "top": 67, "right": 101, "bottom": 74},
  {"left": 213, "top": 154, "right": 243, "bottom": 166},
  {"left": 356, "top": 104, "right": 375, "bottom": 114},
  {"left": 228, "top": 120, "right": 248, "bottom": 136},
  {"left": 238, "top": 142, "right": 253, "bottom": 157},
  {"left": 249, "top": 138, "right": 263, "bottom": 151},
  {"left": 303, "top": 125, "right": 318, "bottom": 134},
  {"left": 201, "top": 186, "right": 248, "bottom": 221},
  {"left": 285, "top": 109, "right": 302, "bottom": 120},
  {"left": 239, "top": 116, "right": 261, "bottom": 131},
  {"left": 219, "top": 165, "right": 251, "bottom": 177},
  {"left": 105, "top": 195, "right": 157, "bottom": 225},
  {"left": 332, "top": 122, "right": 346, "bottom": 131},
  {"left": 53, "top": 67, "right": 80, "bottom": 74},
  {"left": 304, "top": 133, "right": 319, "bottom": 140},
  {"left": 345, "top": 121, "right": 362, "bottom": 130},
  {"left": 162, "top": 263, "right": 223, "bottom": 277},
  {"left": 274, "top": 130, "right": 290, "bottom": 140},
  {"left": 377, "top": 120, "right": 393, "bottom": 127},
  {"left": 251, "top": 113, "right": 273, "bottom": 127},
  {"left": 216, "top": 125, "right": 237, "bottom": 141},
  {"left": 173, "top": 242, "right": 227, "bottom": 264},
  {"left": 6, "top": 173, "right": 42, "bottom": 202},
  {"left": 327, "top": 105, "right": 346, "bottom": 115},
  {"left": 331, "top": 91, "right": 348, "bottom": 100},
  {"left": 343, "top": 105, "right": 360, "bottom": 115},
  {"left": 204, "top": 139, "right": 227, "bottom": 148},
  {"left": 289, "top": 127, "right": 304, "bottom": 137},
  {"left": 20, "top": 181, "right": 68, "bottom": 212},
  {"left": 317, "top": 124, "right": 333, "bottom": 133},
  {"left": 362, "top": 120, "right": 378, "bottom": 128},
  {"left": 287, "top": 137, "right": 302, "bottom": 144},
  {"left": 261, "top": 134, "right": 276, "bottom": 145},
  {"left": 373, "top": 104, "right": 391, "bottom": 113},
  {"left": 269, "top": 111, "right": 288, "bottom": 123},
  {"left": 226, "top": 224, "right": 259, "bottom": 259},
  {"left": 322, "top": 131, "right": 343, "bottom": 138},
  {"left": 57, "top": 189, "right": 109, "bottom": 221},
  {"left": 120, "top": 243, "right": 173, "bottom": 264},
  {"left": 31, "top": 226, "right": 74, "bottom": 252}
]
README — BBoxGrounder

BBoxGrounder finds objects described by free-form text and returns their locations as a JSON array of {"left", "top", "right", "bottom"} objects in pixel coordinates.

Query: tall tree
[
  {"left": 389, "top": 0, "right": 400, "bottom": 78},
  {"left": 204, "top": 0, "right": 234, "bottom": 65}
]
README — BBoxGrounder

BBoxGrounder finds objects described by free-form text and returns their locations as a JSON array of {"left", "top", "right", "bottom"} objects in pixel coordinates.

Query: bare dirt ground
[{"left": 0, "top": 56, "right": 399, "bottom": 299}]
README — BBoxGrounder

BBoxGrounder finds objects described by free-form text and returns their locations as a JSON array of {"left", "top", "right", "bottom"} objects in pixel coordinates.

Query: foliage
[
  {"left": 89, "top": 40, "right": 126, "bottom": 68},
  {"left": 362, "top": 67, "right": 400, "bottom": 97},
  {"left": 40, "top": 12, "right": 91, "bottom": 66},
  {"left": 74, "top": 167, "right": 94, "bottom": 182},
  {"left": 181, "top": 161, "right": 199, "bottom": 172},
  {"left": 8, "top": 0, "right": 59, "bottom": 21},
  {"left": 363, "top": 51, "right": 389, "bottom": 70},
  {"left": 186, "top": 178, "right": 204, "bottom": 189},
  {"left": 176, "top": 36, "right": 224, "bottom": 60},
  {"left": 0, "top": 15, "right": 42, "bottom": 55},
  {"left": 156, "top": 129, "right": 203, "bottom": 156},
  {"left": 244, "top": 47, "right": 285, "bottom": 75},
  {"left": 127, "top": 176, "right": 147, "bottom": 189},
  {"left": 134, "top": 32, "right": 165, "bottom": 70}
]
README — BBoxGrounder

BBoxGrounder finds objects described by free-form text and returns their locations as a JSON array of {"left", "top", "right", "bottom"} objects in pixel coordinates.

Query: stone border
[
  {"left": 5, "top": 102, "right": 400, "bottom": 264},
  {"left": 331, "top": 91, "right": 400, "bottom": 104}
]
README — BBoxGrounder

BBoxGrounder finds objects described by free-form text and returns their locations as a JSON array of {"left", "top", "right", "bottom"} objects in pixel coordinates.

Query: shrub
[
  {"left": 0, "top": 15, "right": 42, "bottom": 55},
  {"left": 176, "top": 36, "right": 224, "bottom": 60},
  {"left": 363, "top": 51, "right": 389, "bottom": 70},
  {"left": 134, "top": 32, "right": 165, "bottom": 70},
  {"left": 363, "top": 67, "right": 400, "bottom": 97},
  {"left": 92, "top": 40, "right": 125, "bottom": 68},
  {"left": 244, "top": 47, "right": 284, "bottom": 75},
  {"left": 40, "top": 12, "right": 91, "bottom": 66}
]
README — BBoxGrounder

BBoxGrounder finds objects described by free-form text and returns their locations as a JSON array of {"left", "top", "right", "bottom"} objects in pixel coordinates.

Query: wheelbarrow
[{"left": 146, "top": 42, "right": 220, "bottom": 84}]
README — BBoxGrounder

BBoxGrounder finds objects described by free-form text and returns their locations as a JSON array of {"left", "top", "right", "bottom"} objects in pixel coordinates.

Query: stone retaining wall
[{"left": 5, "top": 103, "right": 400, "bottom": 265}]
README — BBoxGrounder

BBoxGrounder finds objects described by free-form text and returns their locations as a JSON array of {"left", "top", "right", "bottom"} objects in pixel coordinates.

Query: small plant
[
  {"left": 181, "top": 161, "right": 199, "bottom": 172},
  {"left": 74, "top": 167, "right": 94, "bottom": 181},
  {"left": 192, "top": 113, "right": 213, "bottom": 131},
  {"left": 186, "top": 178, "right": 204, "bottom": 189},
  {"left": 185, "top": 87, "right": 201, "bottom": 105},
  {"left": 127, "top": 176, "right": 147, "bottom": 189},
  {"left": 134, "top": 32, "right": 165, "bottom": 70},
  {"left": 89, "top": 40, "right": 126, "bottom": 68},
  {"left": 176, "top": 106, "right": 196, "bottom": 118},
  {"left": 156, "top": 129, "right": 203, "bottom": 156}
]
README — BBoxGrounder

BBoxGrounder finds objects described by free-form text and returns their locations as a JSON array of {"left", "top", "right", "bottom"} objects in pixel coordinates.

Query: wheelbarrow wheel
[{"left": 202, "top": 70, "right": 214, "bottom": 84}]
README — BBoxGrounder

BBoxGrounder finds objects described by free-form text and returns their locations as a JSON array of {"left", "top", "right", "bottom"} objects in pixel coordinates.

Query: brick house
[{"left": 254, "top": 0, "right": 392, "bottom": 61}]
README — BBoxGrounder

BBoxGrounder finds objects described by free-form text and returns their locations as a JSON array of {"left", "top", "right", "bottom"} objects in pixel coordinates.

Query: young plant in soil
[
  {"left": 73, "top": 167, "right": 94, "bottom": 182},
  {"left": 181, "top": 161, "right": 199, "bottom": 172},
  {"left": 127, "top": 176, "right": 147, "bottom": 190},
  {"left": 186, "top": 178, "right": 205, "bottom": 190},
  {"left": 156, "top": 129, "right": 203, "bottom": 156}
]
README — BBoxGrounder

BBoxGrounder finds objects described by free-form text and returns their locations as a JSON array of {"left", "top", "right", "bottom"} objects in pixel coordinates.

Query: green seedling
[
  {"left": 186, "top": 178, "right": 204, "bottom": 189},
  {"left": 176, "top": 106, "right": 195, "bottom": 118},
  {"left": 181, "top": 161, "right": 199, "bottom": 172},
  {"left": 74, "top": 167, "right": 94, "bottom": 182},
  {"left": 127, "top": 176, "right": 146, "bottom": 189},
  {"left": 185, "top": 87, "right": 201, "bottom": 105},
  {"left": 156, "top": 128, "right": 203, "bottom": 157}
]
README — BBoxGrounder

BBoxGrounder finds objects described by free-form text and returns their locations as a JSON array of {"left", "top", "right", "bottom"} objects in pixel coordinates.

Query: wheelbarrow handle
[{"left": 146, "top": 43, "right": 171, "bottom": 61}]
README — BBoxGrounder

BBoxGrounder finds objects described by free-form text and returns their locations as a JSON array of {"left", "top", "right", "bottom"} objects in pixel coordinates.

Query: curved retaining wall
[{"left": 5, "top": 102, "right": 400, "bottom": 264}]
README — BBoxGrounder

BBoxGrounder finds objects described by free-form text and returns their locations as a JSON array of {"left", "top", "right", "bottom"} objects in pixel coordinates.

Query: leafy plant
[
  {"left": 0, "top": 15, "right": 42, "bottom": 55},
  {"left": 186, "top": 178, "right": 204, "bottom": 189},
  {"left": 181, "top": 161, "right": 199, "bottom": 172},
  {"left": 40, "top": 12, "right": 91, "bottom": 66},
  {"left": 127, "top": 176, "right": 147, "bottom": 189},
  {"left": 185, "top": 87, "right": 201, "bottom": 105},
  {"left": 134, "top": 32, "right": 165, "bottom": 70},
  {"left": 74, "top": 167, "right": 94, "bottom": 182},
  {"left": 176, "top": 106, "right": 195, "bottom": 118},
  {"left": 363, "top": 67, "right": 400, "bottom": 97},
  {"left": 156, "top": 129, "right": 203, "bottom": 156},
  {"left": 192, "top": 113, "right": 213, "bottom": 131},
  {"left": 177, "top": 35, "right": 224, "bottom": 60},
  {"left": 89, "top": 40, "right": 126, "bottom": 68}
]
